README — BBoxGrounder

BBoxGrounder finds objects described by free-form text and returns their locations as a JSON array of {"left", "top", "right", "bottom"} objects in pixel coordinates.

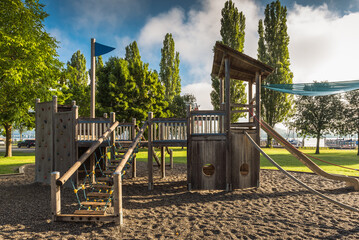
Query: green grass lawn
[
  {"left": 0, "top": 152, "right": 35, "bottom": 174},
  {"left": 1, "top": 147, "right": 359, "bottom": 177},
  {"left": 136, "top": 147, "right": 359, "bottom": 177}
]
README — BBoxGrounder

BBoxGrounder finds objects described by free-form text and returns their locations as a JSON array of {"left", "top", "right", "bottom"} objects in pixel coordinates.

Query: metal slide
[{"left": 260, "top": 120, "right": 359, "bottom": 191}]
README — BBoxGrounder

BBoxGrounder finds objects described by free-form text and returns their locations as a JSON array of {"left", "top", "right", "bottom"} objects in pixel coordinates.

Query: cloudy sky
[{"left": 43, "top": 0, "right": 359, "bottom": 110}]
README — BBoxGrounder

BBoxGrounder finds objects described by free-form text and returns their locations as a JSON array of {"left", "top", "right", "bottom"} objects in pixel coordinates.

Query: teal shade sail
[{"left": 262, "top": 80, "right": 359, "bottom": 96}]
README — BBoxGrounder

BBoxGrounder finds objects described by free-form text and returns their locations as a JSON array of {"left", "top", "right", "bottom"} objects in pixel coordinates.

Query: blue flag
[{"left": 95, "top": 42, "right": 115, "bottom": 56}]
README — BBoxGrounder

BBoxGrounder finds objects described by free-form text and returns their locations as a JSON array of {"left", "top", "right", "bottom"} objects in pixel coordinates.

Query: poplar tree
[
  {"left": 257, "top": 0, "right": 294, "bottom": 147},
  {"left": 210, "top": 0, "right": 247, "bottom": 122},
  {"left": 159, "top": 33, "right": 181, "bottom": 102},
  {"left": 62, "top": 50, "right": 90, "bottom": 116}
]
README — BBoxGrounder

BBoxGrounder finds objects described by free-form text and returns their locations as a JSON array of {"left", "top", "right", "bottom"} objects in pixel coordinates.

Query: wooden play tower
[{"left": 186, "top": 42, "right": 273, "bottom": 191}]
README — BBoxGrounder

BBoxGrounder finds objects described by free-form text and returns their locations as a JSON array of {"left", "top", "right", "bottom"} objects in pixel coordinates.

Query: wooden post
[
  {"left": 113, "top": 172, "right": 123, "bottom": 225},
  {"left": 186, "top": 105, "right": 192, "bottom": 190},
  {"left": 132, "top": 118, "right": 137, "bottom": 178},
  {"left": 103, "top": 113, "right": 108, "bottom": 118},
  {"left": 224, "top": 56, "right": 232, "bottom": 191},
  {"left": 90, "top": 38, "right": 96, "bottom": 118},
  {"left": 51, "top": 171, "right": 61, "bottom": 221},
  {"left": 35, "top": 98, "right": 40, "bottom": 182},
  {"left": 72, "top": 105, "right": 79, "bottom": 186},
  {"left": 170, "top": 149, "right": 173, "bottom": 169},
  {"left": 255, "top": 72, "right": 261, "bottom": 144},
  {"left": 52, "top": 96, "right": 57, "bottom": 173},
  {"left": 161, "top": 146, "right": 165, "bottom": 178},
  {"left": 248, "top": 80, "right": 253, "bottom": 123},
  {"left": 148, "top": 112, "right": 153, "bottom": 190},
  {"left": 110, "top": 112, "right": 116, "bottom": 160}
]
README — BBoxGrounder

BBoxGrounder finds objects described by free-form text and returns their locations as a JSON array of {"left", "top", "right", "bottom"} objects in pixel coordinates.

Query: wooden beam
[{"left": 231, "top": 104, "right": 256, "bottom": 108}]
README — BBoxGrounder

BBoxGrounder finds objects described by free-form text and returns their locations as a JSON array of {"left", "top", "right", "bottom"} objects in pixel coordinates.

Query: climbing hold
[
  {"left": 60, "top": 119, "right": 63, "bottom": 123},
  {"left": 44, "top": 120, "right": 47, "bottom": 124},
  {"left": 57, "top": 152, "right": 59, "bottom": 156},
  {"left": 68, "top": 152, "right": 70, "bottom": 157},
  {"left": 63, "top": 125, "right": 66, "bottom": 129}
]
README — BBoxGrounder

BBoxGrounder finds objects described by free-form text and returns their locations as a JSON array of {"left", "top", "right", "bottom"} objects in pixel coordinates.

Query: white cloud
[
  {"left": 138, "top": 0, "right": 261, "bottom": 110},
  {"left": 288, "top": 4, "right": 359, "bottom": 83},
  {"left": 182, "top": 82, "right": 213, "bottom": 110}
]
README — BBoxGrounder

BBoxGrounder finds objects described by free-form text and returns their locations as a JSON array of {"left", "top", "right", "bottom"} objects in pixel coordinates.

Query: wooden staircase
[{"left": 70, "top": 146, "right": 134, "bottom": 219}]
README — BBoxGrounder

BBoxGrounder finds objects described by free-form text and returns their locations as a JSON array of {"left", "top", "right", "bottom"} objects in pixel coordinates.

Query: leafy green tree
[
  {"left": 97, "top": 41, "right": 168, "bottom": 123},
  {"left": 342, "top": 90, "right": 359, "bottom": 155},
  {"left": 62, "top": 50, "right": 90, "bottom": 116},
  {"left": 257, "top": 0, "right": 294, "bottom": 147},
  {"left": 168, "top": 94, "right": 197, "bottom": 118},
  {"left": 210, "top": 0, "right": 247, "bottom": 122},
  {"left": 293, "top": 87, "right": 343, "bottom": 154},
  {"left": 159, "top": 33, "right": 181, "bottom": 102},
  {"left": 0, "top": 0, "right": 61, "bottom": 157}
]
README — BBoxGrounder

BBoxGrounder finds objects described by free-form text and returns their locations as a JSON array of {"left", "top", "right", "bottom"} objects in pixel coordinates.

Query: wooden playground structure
[{"left": 35, "top": 42, "right": 359, "bottom": 224}]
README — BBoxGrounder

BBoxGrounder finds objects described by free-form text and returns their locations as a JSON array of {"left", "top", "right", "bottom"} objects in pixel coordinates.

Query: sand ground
[{"left": 0, "top": 162, "right": 359, "bottom": 239}]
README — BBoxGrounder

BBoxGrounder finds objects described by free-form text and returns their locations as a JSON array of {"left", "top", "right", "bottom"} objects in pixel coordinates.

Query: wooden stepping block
[
  {"left": 80, "top": 201, "right": 111, "bottom": 207},
  {"left": 74, "top": 210, "right": 106, "bottom": 215},
  {"left": 87, "top": 192, "right": 111, "bottom": 198}
]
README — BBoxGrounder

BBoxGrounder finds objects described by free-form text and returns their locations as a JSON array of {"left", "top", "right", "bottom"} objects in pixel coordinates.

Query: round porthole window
[
  {"left": 203, "top": 164, "right": 215, "bottom": 176},
  {"left": 240, "top": 163, "right": 249, "bottom": 176}
]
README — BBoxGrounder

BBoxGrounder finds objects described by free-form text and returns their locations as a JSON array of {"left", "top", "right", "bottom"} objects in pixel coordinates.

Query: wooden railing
[
  {"left": 77, "top": 116, "right": 136, "bottom": 142},
  {"left": 77, "top": 117, "right": 111, "bottom": 141},
  {"left": 151, "top": 118, "right": 187, "bottom": 142},
  {"left": 116, "top": 122, "right": 135, "bottom": 141},
  {"left": 190, "top": 111, "right": 225, "bottom": 135}
]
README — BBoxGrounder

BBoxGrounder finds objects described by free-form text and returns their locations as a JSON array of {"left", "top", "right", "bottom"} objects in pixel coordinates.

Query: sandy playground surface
[{"left": 0, "top": 162, "right": 359, "bottom": 239}]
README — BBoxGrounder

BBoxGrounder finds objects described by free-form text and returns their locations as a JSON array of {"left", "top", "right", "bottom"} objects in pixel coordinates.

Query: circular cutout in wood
[
  {"left": 202, "top": 163, "right": 215, "bottom": 176},
  {"left": 240, "top": 163, "right": 249, "bottom": 176}
]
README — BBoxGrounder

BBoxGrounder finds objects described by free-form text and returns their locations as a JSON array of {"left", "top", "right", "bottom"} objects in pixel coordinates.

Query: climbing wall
[
  {"left": 54, "top": 111, "right": 76, "bottom": 185},
  {"left": 35, "top": 101, "right": 55, "bottom": 184}
]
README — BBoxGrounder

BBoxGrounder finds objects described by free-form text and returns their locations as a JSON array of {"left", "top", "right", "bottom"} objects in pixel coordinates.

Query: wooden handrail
[
  {"left": 56, "top": 121, "right": 120, "bottom": 186},
  {"left": 115, "top": 122, "right": 148, "bottom": 173}
]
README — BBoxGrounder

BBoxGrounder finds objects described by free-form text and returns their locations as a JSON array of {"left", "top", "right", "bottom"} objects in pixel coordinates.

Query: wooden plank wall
[
  {"left": 54, "top": 111, "right": 76, "bottom": 186},
  {"left": 35, "top": 101, "right": 55, "bottom": 184},
  {"left": 189, "top": 135, "right": 226, "bottom": 190},
  {"left": 231, "top": 130, "right": 260, "bottom": 189}
]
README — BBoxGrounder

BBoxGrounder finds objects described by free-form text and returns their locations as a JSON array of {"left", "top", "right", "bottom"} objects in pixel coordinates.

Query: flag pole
[{"left": 90, "top": 38, "right": 96, "bottom": 118}]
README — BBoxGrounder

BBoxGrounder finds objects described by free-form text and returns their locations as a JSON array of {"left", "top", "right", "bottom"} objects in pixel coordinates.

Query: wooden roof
[{"left": 211, "top": 42, "right": 273, "bottom": 82}]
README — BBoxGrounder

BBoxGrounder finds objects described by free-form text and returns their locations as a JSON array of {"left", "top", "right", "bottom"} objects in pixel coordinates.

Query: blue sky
[{"left": 42, "top": 0, "right": 359, "bottom": 109}]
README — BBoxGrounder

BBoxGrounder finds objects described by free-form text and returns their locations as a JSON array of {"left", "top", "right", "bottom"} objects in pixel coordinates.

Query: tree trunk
[
  {"left": 19, "top": 128, "right": 23, "bottom": 142},
  {"left": 302, "top": 136, "right": 305, "bottom": 147},
  {"left": 266, "top": 135, "right": 273, "bottom": 148},
  {"left": 315, "top": 133, "right": 320, "bottom": 154},
  {"left": 4, "top": 123, "right": 12, "bottom": 157}
]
